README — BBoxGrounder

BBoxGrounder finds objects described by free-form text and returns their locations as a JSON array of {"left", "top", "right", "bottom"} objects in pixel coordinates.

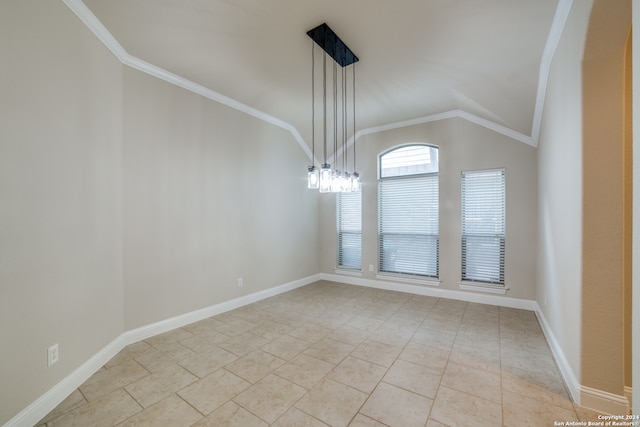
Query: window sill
[
  {"left": 376, "top": 273, "right": 441, "bottom": 287},
  {"left": 335, "top": 268, "right": 362, "bottom": 277},
  {"left": 459, "top": 282, "right": 508, "bottom": 294}
]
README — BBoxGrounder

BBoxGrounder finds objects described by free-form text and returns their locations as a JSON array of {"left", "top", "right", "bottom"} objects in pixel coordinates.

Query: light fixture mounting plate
[{"left": 307, "top": 23, "right": 359, "bottom": 67}]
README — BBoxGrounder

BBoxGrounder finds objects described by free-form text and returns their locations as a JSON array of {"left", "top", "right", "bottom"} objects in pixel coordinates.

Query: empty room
[{"left": 1, "top": 0, "right": 639, "bottom": 426}]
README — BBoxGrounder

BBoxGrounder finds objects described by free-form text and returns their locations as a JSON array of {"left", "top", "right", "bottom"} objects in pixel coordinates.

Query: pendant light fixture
[{"left": 306, "top": 23, "right": 360, "bottom": 193}]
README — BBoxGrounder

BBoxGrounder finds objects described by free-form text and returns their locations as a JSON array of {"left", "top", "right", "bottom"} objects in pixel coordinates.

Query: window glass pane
[
  {"left": 380, "top": 145, "right": 438, "bottom": 178},
  {"left": 337, "top": 191, "right": 361, "bottom": 269},
  {"left": 461, "top": 169, "right": 505, "bottom": 284},
  {"left": 378, "top": 145, "right": 439, "bottom": 278}
]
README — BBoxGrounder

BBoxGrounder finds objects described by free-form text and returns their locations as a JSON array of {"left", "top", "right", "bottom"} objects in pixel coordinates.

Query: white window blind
[
  {"left": 378, "top": 174, "right": 439, "bottom": 277},
  {"left": 461, "top": 169, "right": 505, "bottom": 285},
  {"left": 337, "top": 191, "right": 362, "bottom": 269}
]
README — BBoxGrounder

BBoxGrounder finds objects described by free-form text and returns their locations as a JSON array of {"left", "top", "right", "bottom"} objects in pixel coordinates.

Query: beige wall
[
  {"left": 581, "top": 0, "right": 631, "bottom": 396},
  {"left": 320, "top": 118, "right": 538, "bottom": 300},
  {"left": 0, "top": 1, "right": 319, "bottom": 423},
  {"left": 536, "top": 0, "right": 592, "bottom": 389},
  {"left": 122, "top": 68, "right": 319, "bottom": 329},
  {"left": 0, "top": 1, "right": 125, "bottom": 424}
]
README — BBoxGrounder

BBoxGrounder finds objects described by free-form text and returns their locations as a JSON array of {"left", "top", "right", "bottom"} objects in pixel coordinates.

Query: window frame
[
  {"left": 377, "top": 144, "right": 440, "bottom": 280},
  {"left": 336, "top": 190, "right": 362, "bottom": 271},
  {"left": 460, "top": 168, "right": 506, "bottom": 287}
]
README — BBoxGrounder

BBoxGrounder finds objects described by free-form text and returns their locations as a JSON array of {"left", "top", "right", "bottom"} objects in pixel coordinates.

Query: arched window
[{"left": 378, "top": 144, "right": 439, "bottom": 278}]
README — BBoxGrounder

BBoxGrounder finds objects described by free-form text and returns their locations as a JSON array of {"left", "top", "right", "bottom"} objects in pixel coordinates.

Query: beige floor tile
[
  {"left": 502, "top": 390, "right": 578, "bottom": 426},
  {"left": 573, "top": 403, "right": 608, "bottom": 422},
  {"left": 105, "top": 341, "right": 154, "bottom": 368},
  {"left": 326, "top": 325, "right": 371, "bottom": 346},
  {"left": 448, "top": 342, "right": 501, "bottom": 373},
  {"left": 181, "top": 317, "right": 225, "bottom": 335},
  {"left": 421, "top": 316, "right": 461, "bottom": 335},
  {"left": 178, "top": 369, "right": 250, "bottom": 415},
  {"left": 215, "top": 319, "right": 259, "bottom": 337},
  {"left": 295, "top": 378, "right": 368, "bottom": 427},
  {"left": 500, "top": 348, "right": 568, "bottom": 397},
  {"left": 274, "top": 353, "right": 335, "bottom": 390},
  {"left": 47, "top": 389, "right": 142, "bottom": 427},
  {"left": 454, "top": 329, "right": 500, "bottom": 353},
  {"left": 262, "top": 334, "right": 313, "bottom": 360},
  {"left": 38, "top": 282, "right": 574, "bottom": 427},
  {"left": 457, "top": 322, "right": 500, "bottom": 339},
  {"left": 349, "top": 414, "right": 387, "bottom": 426},
  {"left": 192, "top": 401, "right": 268, "bottom": 427},
  {"left": 36, "top": 389, "right": 87, "bottom": 425},
  {"left": 344, "top": 315, "right": 385, "bottom": 332},
  {"left": 179, "top": 331, "right": 229, "bottom": 353},
  {"left": 178, "top": 345, "right": 238, "bottom": 378},
  {"left": 426, "top": 419, "right": 450, "bottom": 427},
  {"left": 500, "top": 333, "right": 550, "bottom": 355},
  {"left": 441, "top": 361, "right": 501, "bottom": 403},
  {"left": 217, "top": 331, "right": 269, "bottom": 356},
  {"left": 351, "top": 339, "right": 402, "bottom": 367},
  {"left": 383, "top": 359, "right": 442, "bottom": 399},
  {"left": 367, "top": 325, "right": 414, "bottom": 347},
  {"left": 233, "top": 374, "right": 306, "bottom": 423},
  {"left": 124, "top": 364, "right": 198, "bottom": 408},
  {"left": 411, "top": 328, "right": 456, "bottom": 350},
  {"left": 288, "top": 323, "right": 333, "bottom": 343},
  {"left": 249, "top": 320, "right": 294, "bottom": 340},
  {"left": 134, "top": 343, "right": 197, "bottom": 373},
  {"left": 145, "top": 328, "right": 194, "bottom": 348},
  {"left": 79, "top": 359, "right": 149, "bottom": 401},
  {"left": 360, "top": 382, "right": 432, "bottom": 427},
  {"left": 225, "top": 350, "right": 286, "bottom": 383},
  {"left": 303, "top": 337, "right": 355, "bottom": 365},
  {"left": 272, "top": 407, "right": 330, "bottom": 426},
  {"left": 116, "top": 394, "right": 202, "bottom": 426},
  {"left": 430, "top": 386, "right": 502, "bottom": 427},
  {"left": 501, "top": 371, "right": 573, "bottom": 411},
  {"left": 399, "top": 341, "right": 450, "bottom": 371},
  {"left": 327, "top": 356, "right": 387, "bottom": 393}
]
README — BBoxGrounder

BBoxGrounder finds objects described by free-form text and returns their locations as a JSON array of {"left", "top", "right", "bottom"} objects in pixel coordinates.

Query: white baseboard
[
  {"left": 322, "top": 273, "right": 537, "bottom": 311},
  {"left": 580, "top": 385, "right": 630, "bottom": 415},
  {"left": 3, "top": 336, "right": 125, "bottom": 427},
  {"left": 124, "top": 274, "right": 321, "bottom": 344},
  {"left": 534, "top": 303, "right": 581, "bottom": 404},
  {"left": 534, "top": 302, "right": 632, "bottom": 415},
  {"left": 4, "top": 274, "right": 320, "bottom": 427}
]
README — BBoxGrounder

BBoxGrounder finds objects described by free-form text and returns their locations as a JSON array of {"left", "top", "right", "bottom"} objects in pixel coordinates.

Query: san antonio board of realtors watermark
[{"left": 553, "top": 415, "right": 639, "bottom": 426}]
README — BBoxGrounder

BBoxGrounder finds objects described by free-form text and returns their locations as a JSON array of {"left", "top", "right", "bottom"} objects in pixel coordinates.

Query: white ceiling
[{"left": 78, "top": 0, "right": 562, "bottom": 153}]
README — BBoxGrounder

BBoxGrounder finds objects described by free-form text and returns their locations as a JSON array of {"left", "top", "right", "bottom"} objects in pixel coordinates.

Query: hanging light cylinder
[{"left": 306, "top": 23, "right": 360, "bottom": 193}]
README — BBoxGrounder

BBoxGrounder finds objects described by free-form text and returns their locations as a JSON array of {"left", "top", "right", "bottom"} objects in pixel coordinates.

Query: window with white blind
[
  {"left": 378, "top": 145, "right": 439, "bottom": 278},
  {"left": 461, "top": 169, "right": 505, "bottom": 285},
  {"left": 337, "top": 190, "right": 362, "bottom": 270}
]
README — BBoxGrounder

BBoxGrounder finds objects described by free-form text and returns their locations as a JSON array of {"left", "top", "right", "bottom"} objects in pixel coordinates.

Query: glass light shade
[
  {"left": 341, "top": 172, "right": 351, "bottom": 192},
  {"left": 350, "top": 172, "right": 361, "bottom": 192},
  {"left": 319, "top": 164, "right": 332, "bottom": 193},
  {"left": 307, "top": 166, "right": 319, "bottom": 189},
  {"left": 331, "top": 170, "right": 342, "bottom": 193}
]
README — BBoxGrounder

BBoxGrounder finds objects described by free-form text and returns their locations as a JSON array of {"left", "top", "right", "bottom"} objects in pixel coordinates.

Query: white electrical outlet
[
  {"left": 237, "top": 277, "right": 243, "bottom": 287},
  {"left": 48, "top": 344, "right": 59, "bottom": 366},
  {"left": 369, "top": 264, "right": 374, "bottom": 272}
]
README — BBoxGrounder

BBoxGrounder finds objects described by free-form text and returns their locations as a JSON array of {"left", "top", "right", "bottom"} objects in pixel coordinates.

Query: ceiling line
[
  {"left": 63, "top": 0, "right": 570, "bottom": 161},
  {"left": 62, "top": 0, "right": 312, "bottom": 161},
  {"left": 530, "top": 0, "right": 575, "bottom": 146}
]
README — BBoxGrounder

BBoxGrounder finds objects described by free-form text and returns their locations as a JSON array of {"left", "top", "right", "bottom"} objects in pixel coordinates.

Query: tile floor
[{"left": 37, "top": 281, "right": 605, "bottom": 426}]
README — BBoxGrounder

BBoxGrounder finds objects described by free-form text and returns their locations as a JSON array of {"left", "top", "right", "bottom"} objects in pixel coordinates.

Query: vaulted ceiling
[{"left": 74, "top": 0, "right": 564, "bottom": 154}]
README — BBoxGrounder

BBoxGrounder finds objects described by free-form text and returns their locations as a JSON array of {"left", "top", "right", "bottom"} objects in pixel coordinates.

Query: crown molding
[
  {"left": 62, "top": 0, "right": 312, "bottom": 162},
  {"left": 530, "top": 0, "right": 574, "bottom": 146},
  {"left": 63, "top": 0, "right": 573, "bottom": 159}
]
